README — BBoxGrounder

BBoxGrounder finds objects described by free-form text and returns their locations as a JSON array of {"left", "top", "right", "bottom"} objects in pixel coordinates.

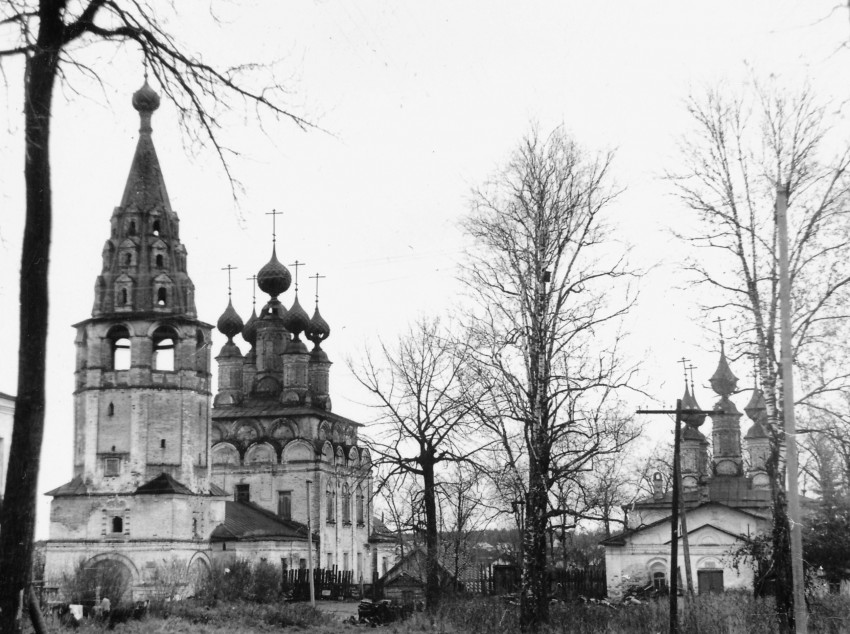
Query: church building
[
  {"left": 602, "top": 343, "right": 772, "bottom": 597},
  {"left": 43, "top": 81, "right": 373, "bottom": 598}
]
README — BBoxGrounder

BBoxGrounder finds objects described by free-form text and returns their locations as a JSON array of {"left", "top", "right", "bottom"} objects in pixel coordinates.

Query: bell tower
[{"left": 72, "top": 81, "right": 213, "bottom": 493}]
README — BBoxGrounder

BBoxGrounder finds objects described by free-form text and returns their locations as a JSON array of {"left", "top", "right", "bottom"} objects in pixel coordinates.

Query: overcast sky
[{"left": 0, "top": 1, "right": 847, "bottom": 538}]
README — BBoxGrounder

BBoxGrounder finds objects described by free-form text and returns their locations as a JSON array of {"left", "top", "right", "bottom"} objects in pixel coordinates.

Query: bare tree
[
  {"left": 0, "top": 2, "right": 307, "bottom": 630},
  {"left": 671, "top": 80, "right": 850, "bottom": 627},
  {"left": 462, "top": 126, "right": 640, "bottom": 631},
  {"left": 353, "top": 318, "right": 484, "bottom": 610}
]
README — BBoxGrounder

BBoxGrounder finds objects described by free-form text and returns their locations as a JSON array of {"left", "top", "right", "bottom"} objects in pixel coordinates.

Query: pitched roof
[
  {"left": 210, "top": 501, "right": 316, "bottom": 543},
  {"left": 45, "top": 475, "right": 89, "bottom": 497},
  {"left": 601, "top": 501, "right": 768, "bottom": 547},
  {"left": 209, "top": 482, "right": 228, "bottom": 496},
  {"left": 211, "top": 405, "right": 361, "bottom": 427},
  {"left": 632, "top": 475, "right": 771, "bottom": 511},
  {"left": 135, "top": 472, "right": 194, "bottom": 495}
]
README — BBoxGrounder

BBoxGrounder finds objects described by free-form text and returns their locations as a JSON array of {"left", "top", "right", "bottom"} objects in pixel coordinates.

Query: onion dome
[
  {"left": 681, "top": 384, "right": 707, "bottom": 428},
  {"left": 282, "top": 294, "right": 309, "bottom": 338},
  {"left": 744, "top": 388, "right": 767, "bottom": 423},
  {"left": 216, "top": 299, "right": 244, "bottom": 341},
  {"left": 242, "top": 307, "right": 258, "bottom": 346},
  {"left": 257, "top": 247, "right": 292, "bottom": 299},
  {"left": 132, "top": 80, "right": 161, "bottom": 113},
  {"left": 709, "top": 343, "right": 738, "bottom": 397},
  {"left": 744, "top": 420, "right": 769, "bottom": 440},
  {"left": 306, "top": 306, "right": 330, "bottom": 349}
]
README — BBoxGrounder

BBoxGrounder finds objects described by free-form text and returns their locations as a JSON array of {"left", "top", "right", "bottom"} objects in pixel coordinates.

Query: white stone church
[
  {"left": 602, "top": 345, "right": 773, "bottom": 597},
  {"left": 43, "top": 82, "right": 375, "bottom": 598}
]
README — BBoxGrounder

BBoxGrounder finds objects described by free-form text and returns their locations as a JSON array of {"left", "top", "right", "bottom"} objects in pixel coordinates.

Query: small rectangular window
[
  {"left": 278, "top": 491, "right": 292, "bottom": 520},
  {"left": 104, "top": 458, "right": 120, "bottom": 476},
  {"left": 160, "top": 438, "right": 166, "bottom": 449},
  {"left": 235, "top": 484, "right": 250, "bottom": 503}
]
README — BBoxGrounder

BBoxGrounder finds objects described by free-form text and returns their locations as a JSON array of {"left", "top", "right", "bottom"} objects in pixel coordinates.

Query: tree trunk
[
  {"left": 422, "top": 457, "right": 441, "bottom": 610},
  {"left": 0, "top": 3, "right": 61, "bottom": 631},
  {"left": 521, "top": 457, "right": 550, "bottom": 631}
]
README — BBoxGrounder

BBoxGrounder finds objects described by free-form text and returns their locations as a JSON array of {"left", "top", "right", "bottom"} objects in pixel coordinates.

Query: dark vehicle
[{"left": 358, "top": 598, "right": 401, "bottom": 625}]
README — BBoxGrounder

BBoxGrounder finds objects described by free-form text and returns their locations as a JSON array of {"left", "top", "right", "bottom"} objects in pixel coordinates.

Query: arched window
[
  {"left": 356, "top": 487, "right": 364, "bottom": 525},
  {"left": 156, "top": 254, "right": 164, "bottom": 268},
  {"left": 107, "top": 402, "right": 114, "bottom": 416},
  {"left": 111, "top": 516, "right": 123, "bottom": 533},
  {"left": 152, "top": 326, "right": 176, "bottom": 371},
  {"left": 124, "top": 253, "right": 132, "bottom": 266},
  {"left": 108, "top": 327, "right": 131, "bottom": 370},
  {"left": 128, "top": 221, "right": 136, "bottom": 235},
  {"left": 156, "top": 287, "right": 167, "bottom": 306},
  {"left": 326, "top": 482, "right": 336, "bottom": 523},
  {"left": 342, "top": 484, "right": 351, "bottom": 524},
  {"left": 152, "top": 220, "right": 161, "bottom": 236},
  {"left": 120, "top": 288, "right": 128, "bottom": 305}
]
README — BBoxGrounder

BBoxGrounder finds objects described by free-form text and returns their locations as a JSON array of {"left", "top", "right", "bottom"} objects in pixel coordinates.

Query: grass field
[{"left": 30, "top": 593, "right": 850, "bottom": 633}]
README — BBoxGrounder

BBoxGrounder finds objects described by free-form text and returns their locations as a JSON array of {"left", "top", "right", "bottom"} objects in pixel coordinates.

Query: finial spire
[
  {"left": 713, "top": 315, "right": 725, "bottom": 350},
  {"left": 222, "top": 264, "right": 237, "bottom": 298},
  {"left": 289, "top": 260, "right": 306, "bottom": 292},
  {"left": 310, "top": 272, "right": 326, "bottom": 305},
  {"left": 247, "top": 274, "right": 257, "bottom": 308},
  {"left": 266, "top": 209, "right": 283, "bottom": 246},
  {"left": 687, "top": 364, "right": 697, "bottom": 392},
  {"left": 679, "top": 357, "right": 690, "bottom": 389}
]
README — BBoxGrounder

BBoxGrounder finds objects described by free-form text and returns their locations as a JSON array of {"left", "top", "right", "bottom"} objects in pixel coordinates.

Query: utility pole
[
  {"left": 306, "top": 479, "right": 316, "bottom": 607},
  {"left": 776, "top": 186, "right": 807, "bottom": 633},
  {"left": 638, "top": 400, "right": 714, "bottom": 634}
]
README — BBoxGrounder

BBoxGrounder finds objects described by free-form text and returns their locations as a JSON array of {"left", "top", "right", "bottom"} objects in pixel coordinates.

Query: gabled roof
[
  {"left": 209, "top": 482, "right": 228, "bottom": 496},
  {"left": 380, "top": 547, "right": 455, "bottom": 584},
  {"left": 601, "top": 501, "right": 768, "bottom": 547},
  {"left": 369, "top": 516, "right": 399, "bottom": 544},
  {"left": 45, "top": 475, "right": 89, "bottom": 497},
  {"left": 662, "top": 522, "right": 752, "bottom": 545},
  {"left": 632, "top": 476, "right": 771, "bottom": 511},
  {"left": 135, "top": 472, "right": 193, "bottom": 495},
  {"left": 210, "top": 501, "right": 316, "bottom": 543}
]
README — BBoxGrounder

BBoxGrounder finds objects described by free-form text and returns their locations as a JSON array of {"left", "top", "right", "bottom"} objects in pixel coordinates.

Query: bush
[{"left": 194, "top": 558, "right": 283, "bottom": 606}]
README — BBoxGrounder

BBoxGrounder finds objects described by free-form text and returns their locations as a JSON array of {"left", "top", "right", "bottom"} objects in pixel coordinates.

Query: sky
[{"left": 0, "top": 1, "right": 848, "bottom": 538}]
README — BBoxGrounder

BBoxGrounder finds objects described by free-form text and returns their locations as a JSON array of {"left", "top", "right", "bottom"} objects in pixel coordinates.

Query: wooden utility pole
[
  {"left": 776, "top": 186, "right": 807, "bottom": 633},
  {"left": 638, "top": 400, "right": 715, "bottom": 634},
  {"left": 306, "top": 479, "right": 316, "bottom": 607}
]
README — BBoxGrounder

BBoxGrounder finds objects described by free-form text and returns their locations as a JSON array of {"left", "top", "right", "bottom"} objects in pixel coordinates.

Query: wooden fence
[
  {"left": 283, "top": 568, "right": 355, "bottom": 601},
  {"left": 466, "top": 565, "right": 606, "bottom": 599}
]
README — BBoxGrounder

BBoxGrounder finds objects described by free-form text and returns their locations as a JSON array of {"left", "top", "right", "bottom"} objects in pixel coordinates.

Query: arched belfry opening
[
  {"left": 152, "top": 326, "right": 177, "bottom": 371},
  {"left": 107, "top": 326, "right": 131, "bottom": 370}
]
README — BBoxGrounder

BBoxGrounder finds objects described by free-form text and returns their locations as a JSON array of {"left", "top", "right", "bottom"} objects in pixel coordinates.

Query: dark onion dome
[
  {"left": 681, "top": 384, "right": 707, "bottom": 428},
  {"left": 744, "top": 420, "right": 769, "bottom": 440},
  {"left": 282, "top": 294, "right": 309, "bottom": 337},
  {"left": 257, "top": 247, "right": 291, "bottom": 298},
  {"left": 132, "top": 80, "right": 161, "bottom": 113},
  {"left": 216, "top": 299, "right": 244, "bottom": 341},
  {"left": 242, "top": 307, "right": 258, "bottom": 346},
  {"left": 709, "top": 343, "right": 738, "bottom": 397},
  {"left": 306, "top": 306, "right": 330, "bottom": 349},
  {"left": 744, "top": 387, "right": 767, "bottom": 423}
]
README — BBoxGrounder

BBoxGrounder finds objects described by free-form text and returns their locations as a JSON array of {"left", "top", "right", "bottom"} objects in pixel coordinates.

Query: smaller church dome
[
  {"left": 257, "top": 248, "right": 291, "bottom": 298},
  {"left": 306, "top": 306, "right": 330, "bottom": 348},
  {"left": 680, "top": 384, "right": 707, "bottom": 428},
  {"left": 242, "top": 308, "right": 258, "bottom": 346},
  {"left": 132, "top": 80, "right": 161, "bottom": 113},
  {"left": 744, "top": 420, "right": 769, "bottom": 440},
  {"left": 282, "top": 295, "right": 310, "bottom": 337},
  {"left": 744, "top": 387, "right": 767, "bottom": 423},
  {"left": 709, "top": 344, "right": 738, "bottom": 397},
  {"left": 217, "top": 299, "right": 244, "bottom": 340}
]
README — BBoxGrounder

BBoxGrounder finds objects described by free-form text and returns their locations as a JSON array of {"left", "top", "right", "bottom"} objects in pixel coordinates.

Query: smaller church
[
  {"left": 43, "top": 81, "right": 374, "bottom": 598},
  {"left": 602, "top": 343, "right": 772, "bottom": 597}
]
